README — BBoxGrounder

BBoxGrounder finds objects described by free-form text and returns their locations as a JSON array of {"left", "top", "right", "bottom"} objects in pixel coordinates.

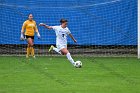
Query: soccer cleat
[
  {"left": 73, "top": 62, "right": 76, "bottom": 66},
  {"left": 33, "top": 55, "right": 36, "bottom": 59},
  {"left": 26, "top": 55, "right": 29, "bottom": 58},
  {"left": 48, "top": 45, "right": 54, "bottom": 52}
]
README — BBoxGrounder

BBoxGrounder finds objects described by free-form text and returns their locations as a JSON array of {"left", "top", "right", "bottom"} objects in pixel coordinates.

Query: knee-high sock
[
  {"left": 31, "top": 47, "right": 35, "bottom": 56},
  {"left": 66, "top": 53, "right": 75, "bottom": 65},
  {"left": 26, "top": 47, "right": 30, "bottom": 56},
  {"left": 53, "top": 47, "right": 61, "bottom": 55}
]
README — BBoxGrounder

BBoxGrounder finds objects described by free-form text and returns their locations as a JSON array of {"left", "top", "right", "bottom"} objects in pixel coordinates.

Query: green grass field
[{"left": 0, "top": 56, "right": 140, "bottom": 93}]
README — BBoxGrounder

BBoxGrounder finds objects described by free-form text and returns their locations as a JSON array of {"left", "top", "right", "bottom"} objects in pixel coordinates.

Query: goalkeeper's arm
[
  {"left": 35, "top": 24, "right": 41, "bottom": 39},
  {"left": 20, "top": 31, "right": 24, "bottom": 40},
  {"left": 20, "top": 27, "right": 25, "bottom": 40},
  {"left": 39, "top": 23, "right": 52, "bottom": 29},
  {"left": 20, "top": 21, "right": 26, "bottom": 40}
]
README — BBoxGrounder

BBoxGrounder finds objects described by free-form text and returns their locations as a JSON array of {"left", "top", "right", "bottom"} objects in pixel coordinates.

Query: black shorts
[{"left": 25, "top": 35, "right": 34, "bottom": 39}]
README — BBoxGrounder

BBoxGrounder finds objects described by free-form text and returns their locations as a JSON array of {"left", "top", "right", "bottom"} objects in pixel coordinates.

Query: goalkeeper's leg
[
  {"left": 27, "top": 38, "right": 35, "bottom": 58},
  {"left": 30, "top": 46, "right": 35, "bottom": 58},
  {"left": 26, "top": 44, "right": 30, "bottom": 58},
  {"left": 30, "top": 39, "right": 35, "bottom": 58}
]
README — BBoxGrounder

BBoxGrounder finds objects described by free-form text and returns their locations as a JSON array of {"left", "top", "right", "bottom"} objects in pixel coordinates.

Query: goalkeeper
[
  {"left": 20, "top": 14, "right": 41, "bottom": 58},
  {"left": 39, "top": 19, "right": 77, "bottom": 66}
]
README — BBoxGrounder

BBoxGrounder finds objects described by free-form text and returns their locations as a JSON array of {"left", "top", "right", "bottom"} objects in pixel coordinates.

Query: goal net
[{"left": 0, "top": 0, "right": 137, "bottom": 57}]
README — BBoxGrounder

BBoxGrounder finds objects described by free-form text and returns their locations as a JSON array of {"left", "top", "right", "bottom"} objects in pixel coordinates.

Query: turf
[{"left": 0, "top": 56, "right": 140, "bottom": 93}]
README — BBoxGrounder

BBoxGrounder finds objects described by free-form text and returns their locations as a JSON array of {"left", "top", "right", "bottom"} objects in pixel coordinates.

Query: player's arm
[
  {"left": 69, "top": 34, "right": 77, "bottom": 43},
  {"left": 39, "top": 23, "right": 53, "bottom": 29},
  {"left": 34, "top": 22, "right": 41, "bottom": 39},
  {"left": 20, "top": 22, "right": 26, "bottom": 40}
]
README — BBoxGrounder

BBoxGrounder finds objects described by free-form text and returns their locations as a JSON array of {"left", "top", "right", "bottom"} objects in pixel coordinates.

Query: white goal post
[{"left": 138, "top": 0, "right": 140, "bottom": 58}]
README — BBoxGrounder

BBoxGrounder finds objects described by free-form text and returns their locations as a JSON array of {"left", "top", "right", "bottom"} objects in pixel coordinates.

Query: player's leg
[
  {"left": 26, "top": 43, "right": 30, "bottom": 58},
  {"left": 48, "top": 45, "right": 61, "bottom": 54},
  {"left": 61, "top": 48, "right": 75, "bottom": 65},
  {"left": 30, "top": 38, "right": 35, "bottom": 58},
  {"left": 26, "top": 36, "right": 31, "bottom": 58},
  {"left": 48, "top": 45, "right": 75, "bottom": 65},
  {"left": 27, "top": 37, "right": 35, "bottom": 58}
]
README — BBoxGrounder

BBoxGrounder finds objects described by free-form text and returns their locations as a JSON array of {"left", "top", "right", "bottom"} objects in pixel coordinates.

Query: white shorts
[{"left": 56, "top": 44, "right": 67, "bottom": 51}]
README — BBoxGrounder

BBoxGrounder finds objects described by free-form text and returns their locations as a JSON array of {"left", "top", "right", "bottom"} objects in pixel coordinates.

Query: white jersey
[{"left": 52, "top": 25, "right": 71, "bottom": 45}]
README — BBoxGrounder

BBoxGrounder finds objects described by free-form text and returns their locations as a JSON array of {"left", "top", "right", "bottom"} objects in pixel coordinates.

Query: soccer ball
[{"left": 75, "top": 61, "right": 82, "bottom": 68}]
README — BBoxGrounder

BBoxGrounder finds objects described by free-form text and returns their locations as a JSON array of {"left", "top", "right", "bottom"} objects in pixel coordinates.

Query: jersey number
[{"left": 62, "top": 34, "right": 65, "bottom": 38}]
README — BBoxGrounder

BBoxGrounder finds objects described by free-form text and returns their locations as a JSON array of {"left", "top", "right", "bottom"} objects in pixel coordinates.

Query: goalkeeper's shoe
[
  {"left": 48, "top": 45, "right": 54, "bottom": 52},
  {"left": 33, "top": 55, "right": 36, "bottom": 59},
  {"left": 26, "top": 55, "right": 29, "bottom": 58}
]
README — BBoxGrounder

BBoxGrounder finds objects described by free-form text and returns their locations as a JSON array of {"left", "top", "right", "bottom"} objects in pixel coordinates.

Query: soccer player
[
  {"left": 39, "top": 19, "right": 77, "bottom": 66},
  {"left": 20, "top": 14, "right": 41, "bottom": 58}
]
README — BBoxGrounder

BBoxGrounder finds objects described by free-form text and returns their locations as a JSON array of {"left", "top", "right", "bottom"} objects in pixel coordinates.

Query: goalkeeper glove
[
  {"left": 37, "top": 32, "right": 41, "bottom": 39},
  {"left": 20, "top": 33, "right": 24, "bottom": 40}
]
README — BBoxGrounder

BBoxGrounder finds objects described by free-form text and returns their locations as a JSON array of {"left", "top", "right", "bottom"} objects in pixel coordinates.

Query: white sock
[
  {"left": 53, "top": 47, "right": 61, "bottom": 55},
  {"left": 66, "top": 53, "right": 75, "bottom": 65}
]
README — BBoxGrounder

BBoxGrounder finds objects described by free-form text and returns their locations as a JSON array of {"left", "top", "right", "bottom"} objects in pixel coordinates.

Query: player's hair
[
  {"left": 60, "top": 19, "right": 68, "bottom": 24},
  {"left": 28, "top": 13, "right": 33, "bottom": 17},
  {"left": 27, "top": 13, "right": 33, "bottom": 20}
]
